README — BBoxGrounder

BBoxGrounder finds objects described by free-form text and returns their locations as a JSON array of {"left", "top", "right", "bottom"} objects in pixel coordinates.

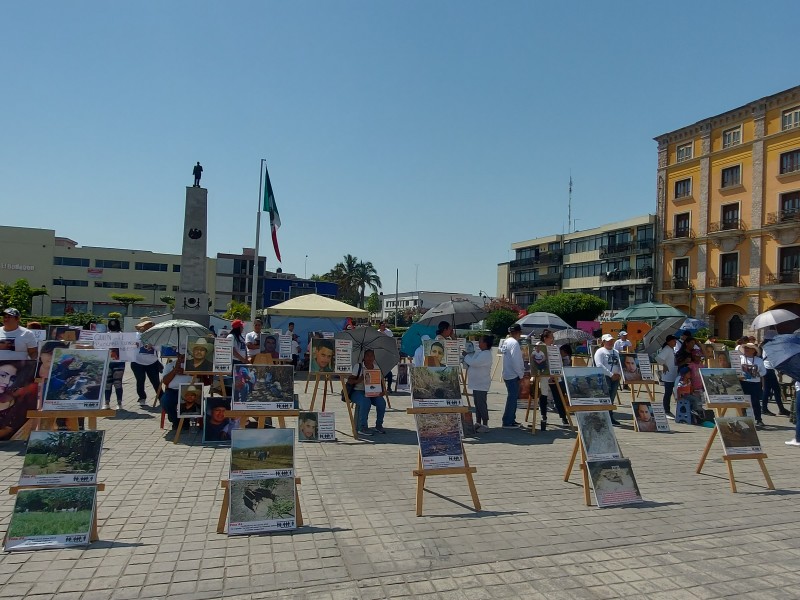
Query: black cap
[
  {"left": 508, "top": 324, "right": 522, "bottom": 333},
  {"left": 2, "top": 308, "right": 20, "bottom": 318}
]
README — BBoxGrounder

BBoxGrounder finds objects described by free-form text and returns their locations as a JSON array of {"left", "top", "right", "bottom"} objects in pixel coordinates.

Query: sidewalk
[{"left": 1, "top": 370, "right": 798, "bottom": 599}]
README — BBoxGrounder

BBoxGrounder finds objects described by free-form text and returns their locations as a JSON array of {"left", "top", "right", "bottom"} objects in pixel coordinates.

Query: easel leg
[
  {"left": 757, "top": 458, "right": 775, "bottom": 490},
  {"left": 382, "top": 380, "right": 392, "bottom": 409},
  {"left": 217, "top": 481, "right": 230, "bottom": 534},
  {"left": 725, "top": 459, "right": 738, "bottom": 493},
  {"left": 558, "top": 385, "right": 574, "bottom": 428},
  {"left": 462, "top": 446, "right": 481, "bottom": 511},
  {"left": 697, "top": 407, "right": 726, "bottom": 473},
  {"left": 530, "top": 382, "right": 539, "bottom": 436},
  {"left": 321, "top": 376, "right": 328, "bottom": 412},
  {"left": 257, "top": 417, "right": 266, "bottom": 429},
  {"left": 173, "top": 419, "right": 185, "bottom": 444},
  {"left": 294, "top": 478, "right": 304, "bottom": 526},
  {"left": 304, "top": 369, "right": 312, "bottom": 393},
  {"left": 277, "top": 416, "right": 286, "bottom": 428},
  {"left": 88, "top": 417, "right": 97, "bottom": 430},
  {"left": 564, "top": 437, "right": 580, "bottom": 481},
  {"left": 415, "top": 453, "right": 425, "bottom": 517},
  {"left": 310, "top": 375, "right": 321, "bottom": 411},
  {"left": 579, "top": 441, "right": 591, "bottom": 506}
]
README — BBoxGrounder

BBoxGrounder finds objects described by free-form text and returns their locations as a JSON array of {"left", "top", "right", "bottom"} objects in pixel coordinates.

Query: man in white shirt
[
  {"left": 593, "top": 334, "right": 622, "bottom": 425},
  {"left": 613, "top": 331, "right": 632, "bottom": 354},
  {"left": 501, "top": 324, "right": 525, "bottom": 428},
  {"left": 0, "top": 308, "right": 38, "bottom": 360},
  {"left": 245, "top": 318, "right": 263, "bottom": 362}
]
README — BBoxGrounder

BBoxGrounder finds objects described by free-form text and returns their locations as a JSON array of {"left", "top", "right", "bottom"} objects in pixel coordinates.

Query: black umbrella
[
  {"left": 334, "top": 327, "right": 400, "bottom": 375},
  {"left": 417, "top": 300, "right": 487, "bottom": 328}
]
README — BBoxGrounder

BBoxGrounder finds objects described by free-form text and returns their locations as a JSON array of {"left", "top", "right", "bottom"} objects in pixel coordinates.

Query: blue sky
[{"left": 3, "top": 2, "right": 797, "bottom": 299}]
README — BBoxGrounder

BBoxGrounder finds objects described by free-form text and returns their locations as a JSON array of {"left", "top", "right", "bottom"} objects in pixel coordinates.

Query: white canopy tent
[{"left": 266, "top": 294, "right": 368, "bottom": 318}]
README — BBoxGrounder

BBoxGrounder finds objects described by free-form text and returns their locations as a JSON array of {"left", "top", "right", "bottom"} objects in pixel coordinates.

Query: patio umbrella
[
  {"left": 515, "top": 312, "right": 570, "bottom": 336},
  {"left": 417, "top": 300, "right": 487, "bottom": 328},
  {"left": 553, "top": 328, "right": 592, "bottom": 346},
  {"left": 642, "top": 316, "right": 685, "bottom": 356},
  {"left": 680, "top": 318, "right": 707, "bottom": 331},
  {"left": 139, "top": 319, "right": 212, "bottom": 352},
  {"left": 751, "top": 308, "right": 800, "bottom": 330},
  {"left": 612, "top": 302, "right": 686, "bottom": 321},
  {"left": 334, "top": 326, "right": 400, "bottom": 375},
  {"left": 400, "top": 322, "right": 437, "bottom": 357},
  {"left": 763, "top": 334, "right": 800, "bottom": 380}
]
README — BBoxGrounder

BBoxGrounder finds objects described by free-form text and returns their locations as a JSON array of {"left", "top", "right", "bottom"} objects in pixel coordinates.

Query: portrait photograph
[
  {"left": 297, "top": 412, "right": 319, "bottom": 442},
  {"left": 631, "top": 402, "right": 657, "bottom": 433},
  {"left": 0, "top": 359, "right": 38, "bottom": 440},
  {"left": 184, "top": 336, "right": 216, "bottom": 373},
  {"left": 309, "top": 338, "right": 335, "bottom": 373},
  {"left": 177, "top": 383, "right": 203, "bottom": 417},
  {"left": 619, "top": 354, "right": 644, "bottom": 384},
  {"left": 529, "top": 343, "right": 550, "bottom": 376},
  {"left": 203, "top": 396, "right": 236, "bottom": 444}
]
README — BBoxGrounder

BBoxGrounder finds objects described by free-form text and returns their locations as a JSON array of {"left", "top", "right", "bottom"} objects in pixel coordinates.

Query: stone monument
[{"left": 173, "top": 185, "right": 210, "bottom": 327}]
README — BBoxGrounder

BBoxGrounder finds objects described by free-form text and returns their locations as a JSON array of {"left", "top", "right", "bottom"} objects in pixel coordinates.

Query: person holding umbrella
[
  {"left": 436, "top": 321, "right": 454, "bottom": 340},
  {"left": 348, "top": 349, "right": 386, "bottom": 435}
]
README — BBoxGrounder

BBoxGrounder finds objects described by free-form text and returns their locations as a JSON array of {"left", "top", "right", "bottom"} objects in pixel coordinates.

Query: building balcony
[
  {"left": 633, "top": 239, "right": 655, "bottom": 254},
  {"left": 662, "top": 279, "right": 693, "bottom": 291},
  {"left": 708, "top": 219, "right": 746, "bottom": 233},
  {"left": 509, "top": 275, "right": 562, "bottom": 291},
  {"left": 707, "top": 219, "right": 747, "bottom": 251},
  {"left": 600, "top": 267, "right": 653, "bottom": 283},
  {"left": 509, "top": 250, "right": 563, "bottom": 268},
  {"left": 707, "top": 275, "right": 744, "bottom": 289},
  {"left": 764, "top": 270, "right": 800, "bottom": 302},
  {"left": 599, "top": 242, "right": 633, "bottom": 258},
  {"left": 767, "top": 270, "right": 800, "bottom": 285},
  {"left": 664, "top": 228, "right": 695, "bottom": 240},
  {"left": 764, "top": 208, "right": 800, "bottom": 245},
  {"left": 707, "top": 275, "right": 746, "bottom": 304}
]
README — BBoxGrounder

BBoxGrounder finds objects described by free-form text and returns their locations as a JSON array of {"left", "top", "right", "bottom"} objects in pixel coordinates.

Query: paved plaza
[{"left": 1, "top": 367, "right": 800, "bottom": 600}]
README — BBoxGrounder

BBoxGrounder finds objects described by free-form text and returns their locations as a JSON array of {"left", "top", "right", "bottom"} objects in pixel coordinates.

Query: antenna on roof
[{"left": 568, "top": 172, "right": 573, "bottom": 234}]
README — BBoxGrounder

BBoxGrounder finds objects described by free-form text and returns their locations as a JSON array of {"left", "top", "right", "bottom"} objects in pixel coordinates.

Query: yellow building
[{"left": 655, "top": 85, "right": 800, "bottom": 339}]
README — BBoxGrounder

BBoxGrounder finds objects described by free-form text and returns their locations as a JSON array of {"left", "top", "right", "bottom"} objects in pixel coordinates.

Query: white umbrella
[
  {"left": 751, "top": 309, "right": 800, "bottom": 330},
  {"left": 515, "top": 312, "right": 570, "bottom": 336},
  {"left": 553, "top": 329, "right": 592, "bottom": 346},
  {"left": 139, "top": 319, "right": 212, "bottom": 351}
]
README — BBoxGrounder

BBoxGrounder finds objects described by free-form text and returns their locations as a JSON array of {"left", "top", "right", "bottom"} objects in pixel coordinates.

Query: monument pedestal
[{"left": 173, "top": 186, "right": 210, "bottom": 327}]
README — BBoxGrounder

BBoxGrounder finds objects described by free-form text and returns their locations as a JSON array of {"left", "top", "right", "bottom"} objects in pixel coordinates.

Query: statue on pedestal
[{"left": 193, "top": 162, "right": 203, "bottom": 187}]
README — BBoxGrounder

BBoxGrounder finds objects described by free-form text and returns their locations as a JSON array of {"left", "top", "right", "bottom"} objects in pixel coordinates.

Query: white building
[{"left": 379, "top": 291, "right": 485, "bottom": 321}]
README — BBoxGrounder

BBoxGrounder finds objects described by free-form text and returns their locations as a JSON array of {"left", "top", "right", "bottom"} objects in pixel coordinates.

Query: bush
[
  {"left": 485, "top": 309, "right": 518, "bottom": 337},
  {"left": 528, "top": 293, "right": 607, "bottom": 327}
]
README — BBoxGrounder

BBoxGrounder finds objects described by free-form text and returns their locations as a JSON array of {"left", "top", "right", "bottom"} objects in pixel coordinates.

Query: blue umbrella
[
  {"left": 401, "top": 322, "right": 437, "bottom": 357},
  {"left": 763, "top": 334, "right": 800, "bottom": 380},
  {"left": 680, "top": 318, "right": 707, "bottom": 331}
]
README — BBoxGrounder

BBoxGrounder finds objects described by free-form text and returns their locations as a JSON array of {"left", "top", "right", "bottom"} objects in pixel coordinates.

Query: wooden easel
[
  {"left": 458, "top": 369, "right": 472, "bottom": 406},
  {"left": 223, "top": 409, "right": 299, "bottom": 430},
  {"left": 17, "top": 409, "right": 116, "bottom": 441},
  {"left": 309, "top": 374, "right": 358, "bottom": 440},
  {"left": 216, "top": 478, "right": 303, "bottom": 534},
  {"left": 406, "top": 406, "right": 481, "bottom": 516},
  {"left": 696, "top": 402, "right": 775, "bottom": 493},
  {"left": 626, "top": 381, "right": 657, "bottom": 403},
  {"left": 305, "top": 369, "right": 335, "bottom": 393},
  {"left": 524, "top": 375, "right": 573, "bottom": 435},
  {"left": 6, "top": 483, "right": 105, "bottom": 544},
  {"left": 563, "top": 403, "right": 615, "bottom": 506}
]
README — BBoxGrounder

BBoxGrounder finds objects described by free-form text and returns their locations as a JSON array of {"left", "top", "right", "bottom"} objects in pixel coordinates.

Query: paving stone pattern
[{"left": 1, "top": 368, "right": 799, "bottom": 599}]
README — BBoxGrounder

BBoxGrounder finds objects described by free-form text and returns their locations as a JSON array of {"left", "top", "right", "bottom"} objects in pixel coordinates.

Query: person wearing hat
[
  {"left": 674, "top": 330, "right": 692, "bottom": 354},
  {"left": 613, "top": 331, "right": 632, "bottom": 354},
  {"left": 739, "top": 343, "right": 765, "bottom": 427},
  {"left": 760, "top": 330, "right": 790, "bottom": 417},
  {"left": 654, "top": 335, "right": 679, "bottom": 418},
  {"left": 132, "top": 319, "right": 162, "bottom": 404},
  {"left": 185, "top": 337, "right": 214, "bottom": 372},
  {"left": 501, "top": 324, "right": 525, "bottom": 429},
  {"left": 0, "top": 308, "right": 38, "bottom": 360},
  {"left": 227, "top": 320, "right": 248, "bottom": 365},
  {"left": 179, "top": 384, "right": 202, "bottom": 416},
  {"left": 161, "top": 353, "right": 192, "bottom": 429},
  {"left": 593, "top": 334, "right": 622, "bottom": 425}
]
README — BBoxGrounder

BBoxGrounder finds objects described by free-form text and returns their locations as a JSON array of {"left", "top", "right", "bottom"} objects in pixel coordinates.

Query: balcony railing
[
  {"left": 510, "top": 275, "right": 562, "bottom": 291},
  {"left": 766, "top": 207, "right": 800, "bottom": 225},
  {"left": 665, "top": 228, "right": 695, "bottom": 240},
  {"left": 599, "top": 242, "right": 633, "bottom": 258},
  {"left": 634, "top": 239, "right": 654, "bottom": 253},
  {"left": 707, "top": 275, "right": 743, "bottom": 288},
  {"left": 509, "top": 250, "right": 563, "bottom": 268},
  {"left": 636, "top": 267, "right": 654, "bottom": 279},
  {"left": 767, "top": 270, "right": 800, "bottom": 284},
  {"left": 708, "top": 219, "right": 746, "bottom": 233},
  {"left": 600, "top": 269, "right": 632, "bottom": 282},
  {"left": 662, "top": 279, "right": 693, "bottom": 291}
]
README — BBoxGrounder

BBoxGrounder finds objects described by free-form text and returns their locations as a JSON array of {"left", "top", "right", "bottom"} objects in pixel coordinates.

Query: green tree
[
  {"left": 0, "top": 279, "right": 47, "bottom": 318},
  {"left": 223, "top": 300, "right": 250, "bottom": 320},
  {"left": 353, "top": 261, "right": 382, "bottom": 308},
  {"left": 160, "top": 295, "right": 176, "bottom": 310},
  {"left": 485, "top": 309, "right": 518, "bottom": 337},
  {"left": 109, "top": 293, "right": 146, "bottom": 316},
  {"left": 365, "top": 292, "right": 381, "bottom": 315},
  {"left": 528, "top": 292, "right": 607, "bottom": 327},
  {"left": 323, "top": 254, "right": 382, "bottom": 307}
]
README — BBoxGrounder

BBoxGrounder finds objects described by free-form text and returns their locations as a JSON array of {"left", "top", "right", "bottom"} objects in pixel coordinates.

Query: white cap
[
  {"left": 619, "top": 331, "right": 628, "bottom": 337},
  {"left": 601, "top": 334, "right": 614, "bottom": 342}
]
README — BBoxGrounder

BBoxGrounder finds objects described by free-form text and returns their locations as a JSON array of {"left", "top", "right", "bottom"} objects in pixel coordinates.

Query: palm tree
[
  {"left": 353, "top": 261, "right": 382, "bottom": 308},
  {"left": 325, "top": 254, "right": 360, "bottom": 305}
]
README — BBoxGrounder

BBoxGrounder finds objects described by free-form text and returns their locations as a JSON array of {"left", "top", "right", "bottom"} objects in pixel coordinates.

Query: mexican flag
[{"left": 262, "top": 166, "right": 281, "bottom": 262}]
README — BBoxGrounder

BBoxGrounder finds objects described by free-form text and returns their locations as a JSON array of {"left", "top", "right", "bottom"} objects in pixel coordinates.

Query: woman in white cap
[{"left": 593, "top": 334, "right": 622, "bottom": 425}]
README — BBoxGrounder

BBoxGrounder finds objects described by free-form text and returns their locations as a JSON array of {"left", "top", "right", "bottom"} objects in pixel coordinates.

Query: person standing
[
  {"left": 378, "top": 321, "right": 395, "bottom": 392},
  {"left": 160, "top": 353, "right": 192, "bottom": 430},
  {"left": 538, "top": 329, "right": 570, "bottom": 429},
  {"left": 655, "top": 335, "right": 679, "bottom": 419},
  {"left": 0, "top": 308, "right": 38, "bottom": 360},
  {"left": 227, "top": 320, "right": 248, "bottom": 365},
  {"left": 103, "top": 318, "right": 126, "bottom": 410},
  {"left": 786, "top": 380, "right": 800, "bottom": 447},
  {"left": 761, "top": 331, "right": 790, "bottom": 416},
  {"left": 739, "top": 343, "right": 765, "bottom": 427},
  {"left": 245, "top": 318, "right": 263, "bottom": 363},
  {"left": 132, "top": 320, "right": 162, "bottom": 404},
  {"left": 348, "top": 349, "right": 387, "bottom": 435},
  {"left": 501, "top": 324, "right": 525, "bottom": 429},
  {"left": 463, "top": 335, "right": 493, "bottom": 432},
  {"left": 613, "top": 331, "right": 632, "bottom": 354},
  {"left": 593, "top": 334, "right": 622, "bottom": 425}
]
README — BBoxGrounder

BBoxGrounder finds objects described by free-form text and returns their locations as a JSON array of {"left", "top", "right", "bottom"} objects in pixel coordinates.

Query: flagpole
[{"left": 250, "top": 159, "right": 266, "bottom": 325}]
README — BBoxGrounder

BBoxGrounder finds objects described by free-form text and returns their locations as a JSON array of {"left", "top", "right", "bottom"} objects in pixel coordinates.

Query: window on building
[
  {"left": 674, "top": 178, "right": 692, "bottom": 199},
  {"left": 637, "top": 225, "right": 654, "bottom": 240},
  {"left": 673, "top": 258, "right": 689, "bottom": 287},
  {"left": 134, "top": 262, "right": 168, "bottom": 272},
  {"left": 721, "top": 165, "right": 741, "bottom": 188},
  {"left": 780, "top": 191, "right": 800, "bottom": 220},
  {"left": 779, "top": 150, "right": 800, "bottom": 175},
  {"left": 674, "top": 213, "right": 690, "bottom": 237},
  {"left": 53, "top": 257, "right": 89, "bottom": 267},
  {"left": 676, "top": 142, "right": 693, "bottom": 163},
  {"left": 133, "top": 283, "right": 167, "bottom": 291},
  {"left": 172, "top": 264, "right": 181, "bottom": 272},
  {"left": 722, "top": 126, "right": 741, "bottom": 149},
  {"left": 721, "top": 204, "right": 740, "bottom": 229},
  {"left": 720, "top": 253, "right": 739, "bottom": 287},
  {"left": 94, "top": 281, "right": 129, "bottom": 289},
  {"left": 783, "top": 107, "right": 800, "bottom": 131},
  {"left": 172, "top": 285, "right": 178, "bottom": 292},
  {"left": 779, "top": 246, "right": 800, "bottom": 283},
  {"left": 52, "top": 279, "right": 88, "bottom": 287},
  {"left": 95, "top": 259, "right": 130, "bottom": 269},
  {"left": 270, "top": 291, "right": 286, "bottom": 301}
]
